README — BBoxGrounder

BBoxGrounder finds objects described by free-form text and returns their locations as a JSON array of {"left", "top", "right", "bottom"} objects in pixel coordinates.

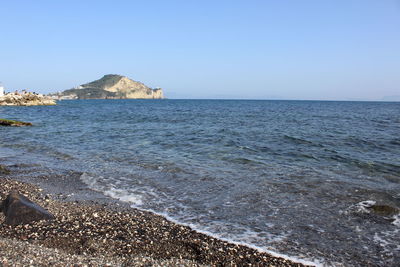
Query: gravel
[{"left": 0, "top": 168, "right": 310, "bottom": 267}]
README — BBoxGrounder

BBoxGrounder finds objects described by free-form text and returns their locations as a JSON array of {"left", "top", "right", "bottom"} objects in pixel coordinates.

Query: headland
[{"left": 50, "top": 74, "right": 164, "bottom": 100}]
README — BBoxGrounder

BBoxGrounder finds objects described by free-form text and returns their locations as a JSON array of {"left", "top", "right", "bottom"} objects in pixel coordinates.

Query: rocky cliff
[{"left": 55, "top": 75, "right": 164, "bottom": 100}]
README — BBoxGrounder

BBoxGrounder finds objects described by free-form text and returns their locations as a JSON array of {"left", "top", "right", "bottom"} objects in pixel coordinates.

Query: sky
[{"left": 0, "top": 0, "right": 399, "bottom": 100}]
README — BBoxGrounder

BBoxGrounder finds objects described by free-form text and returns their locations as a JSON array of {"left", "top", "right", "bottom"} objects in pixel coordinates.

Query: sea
[{"left": 1, "top": 99, "right": 399, "bottom": 266}]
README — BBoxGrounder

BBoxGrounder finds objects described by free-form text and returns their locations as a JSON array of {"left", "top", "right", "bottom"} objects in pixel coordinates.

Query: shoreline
[{"left": 0, "top": 162, "right": 311, "bottom": 266}]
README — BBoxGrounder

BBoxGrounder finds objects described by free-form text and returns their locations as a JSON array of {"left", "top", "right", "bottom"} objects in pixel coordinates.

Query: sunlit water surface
[{"left": 1, "top": 100, "right": 399, "bottom": 266}]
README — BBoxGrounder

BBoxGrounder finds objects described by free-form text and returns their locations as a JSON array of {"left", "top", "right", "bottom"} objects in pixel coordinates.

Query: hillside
[{"left": 54, "top": 75, "right": 164, "bottom": 100}]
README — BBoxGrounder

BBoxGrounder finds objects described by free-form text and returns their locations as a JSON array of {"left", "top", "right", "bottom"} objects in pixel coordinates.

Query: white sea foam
[
  {"left": 80, "top": 172, "right": 143, "bottom": 205},
  {"left": 373, "top": 233, "right": 390, "bottom": 250},
  {"left": 80, "top": 172, "right": 98, "bottom": 188},
  {"left": 342, "top": 200, "right": 376, "bottom": 215},
  {"left": 80, "top": 171, "right": 380, "bottom": 266},
  {"left": 392, "top": 214, "right": 400, "bottom": 227},
  {"left": 79, "top": 171, "right": 324, "bottom": 266},
  {"left": 127, "top": 205, "right": 323, "bottom": 267},
  {"left": 373, "top": 228, "right": 400, "bottom": 254},
  {"left": 355, "top": 200, "right": 376, "bottom": 212},
  {"left": 103, "top": 187, "right": 143, "bottom": 205}
]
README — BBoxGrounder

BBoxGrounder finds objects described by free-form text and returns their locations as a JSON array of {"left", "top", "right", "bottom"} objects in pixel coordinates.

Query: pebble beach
[{"left": 0, "top": 164, "right": 308, "bottom": 267}]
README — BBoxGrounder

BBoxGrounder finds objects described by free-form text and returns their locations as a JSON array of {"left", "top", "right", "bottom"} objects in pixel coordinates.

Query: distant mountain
[{"left": 53, "top": 74, "right": 164, "bottom": 100}]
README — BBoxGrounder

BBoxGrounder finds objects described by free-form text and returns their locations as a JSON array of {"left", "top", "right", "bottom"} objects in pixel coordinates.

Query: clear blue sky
[{"left": 1, "top": 0, "right": 399, "bottom": 100}]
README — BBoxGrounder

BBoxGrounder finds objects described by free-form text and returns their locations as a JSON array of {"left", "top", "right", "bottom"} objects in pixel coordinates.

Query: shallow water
[{"left": 1, "top": 99, "right": 399, "bottom": 266}]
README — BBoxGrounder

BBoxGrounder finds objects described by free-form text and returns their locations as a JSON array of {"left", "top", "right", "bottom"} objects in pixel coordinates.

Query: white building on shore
[{"left": 0, "top": 85, "right": 5, "bottom": 97}]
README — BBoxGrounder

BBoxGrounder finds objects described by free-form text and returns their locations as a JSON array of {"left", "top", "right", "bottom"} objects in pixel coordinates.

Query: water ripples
[{"left": 1, "top": 99, "right": 400, "bottom": 266}]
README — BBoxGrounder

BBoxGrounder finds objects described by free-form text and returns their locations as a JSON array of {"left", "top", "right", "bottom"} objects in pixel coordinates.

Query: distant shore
[
  {"left": 0, "top": 91, "right": 56, "bottom": 106},
  {"left": 0, "top": 163, "right": 309, "bottom": 267}
]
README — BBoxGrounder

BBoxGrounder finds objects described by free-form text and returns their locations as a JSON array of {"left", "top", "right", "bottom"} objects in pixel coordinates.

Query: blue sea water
[{"left": 1, "top": 99, "right": 399, "bottom": 266}]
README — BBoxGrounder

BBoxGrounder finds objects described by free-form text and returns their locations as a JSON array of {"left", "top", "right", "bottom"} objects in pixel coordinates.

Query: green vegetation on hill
[
  {"left": 81, "top": 74, "right": 124, "bottom": 89},
  {"left": 61, "top": 88, "right": 117, "bottom": 99}
]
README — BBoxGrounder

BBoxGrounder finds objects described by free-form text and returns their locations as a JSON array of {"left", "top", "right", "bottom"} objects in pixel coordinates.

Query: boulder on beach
[{"left": 0, "top": 191, "right": 54, "bottom": 225}]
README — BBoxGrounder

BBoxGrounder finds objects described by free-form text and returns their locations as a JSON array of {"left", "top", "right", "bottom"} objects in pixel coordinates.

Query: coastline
[{"left": 0, "top": 162, "right": 310, "bottom": 266}]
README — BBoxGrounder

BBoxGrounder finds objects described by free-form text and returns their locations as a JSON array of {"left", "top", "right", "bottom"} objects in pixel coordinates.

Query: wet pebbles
[{"left": 0, "top": 178, "right": 308, "bottom": 266}]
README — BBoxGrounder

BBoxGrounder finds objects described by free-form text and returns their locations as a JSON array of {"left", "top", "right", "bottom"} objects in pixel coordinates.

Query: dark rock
[
  {"left": 0, "top": 118, "right": 32, "bottom": 127},
  {"left": 0, "top": 191, "right": 54, "bottom": 225},
  {"left": 367, "top": 204, "right": 399, "bottom": 216},
  {"left": 0, "top": 165, "right": 11, "bottom": 175}
]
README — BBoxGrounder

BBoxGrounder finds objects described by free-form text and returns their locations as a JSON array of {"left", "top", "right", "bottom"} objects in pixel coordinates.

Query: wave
[
  {"left": 1, "top": 143, "right": 74, "bottom": 160},
  {"left": 79, "top": 171, "right": 322, "bottom": 267},
  {"left": 283, "top": 135, "right": 318, "bottom": 146},
  {"left": 328, "top": 154, "right": 400, "bottom": 175},
  {"left": 390, "top": 138, "right": 400, "bottom": 146}
]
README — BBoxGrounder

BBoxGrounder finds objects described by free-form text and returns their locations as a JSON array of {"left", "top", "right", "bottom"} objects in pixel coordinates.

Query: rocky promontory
[
  {"left": 52, "top": 74, "right": 164, "bottom": 100},
  {"left": 0, "top": 92, "right": 56, "bottom": 106}
]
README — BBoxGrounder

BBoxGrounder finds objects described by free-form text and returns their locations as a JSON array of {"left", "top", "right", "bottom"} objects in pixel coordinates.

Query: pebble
[{"left": 0, "top": 172, "right": 310, "bottom": 267}]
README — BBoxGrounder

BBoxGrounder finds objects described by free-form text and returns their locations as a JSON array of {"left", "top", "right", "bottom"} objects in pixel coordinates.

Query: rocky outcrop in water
[
  {"left": 0, "top": 119, "right": 32, "bottom": 127},
  {"left": 0, "top": 191, "right": 54, "bottom": 225},
  {"left": 0, "top": 165, "right": 11, "bottom": 175},
  {"left": 367, "top": 204, "right": 399, "bottom": 216},
  {"left": 52, "top": 74, "right": 164, "bottom": 100},
  {"left": 0, "top": 93, "right": 56, "bottom": 106}
]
